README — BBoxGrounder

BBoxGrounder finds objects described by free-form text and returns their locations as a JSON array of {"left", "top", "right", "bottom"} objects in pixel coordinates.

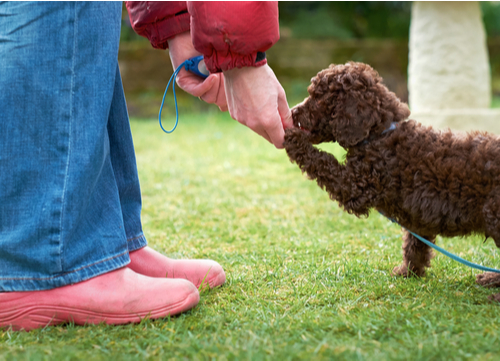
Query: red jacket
[{"left": 125, "top": 1, "right": 279, "bottom": 73}]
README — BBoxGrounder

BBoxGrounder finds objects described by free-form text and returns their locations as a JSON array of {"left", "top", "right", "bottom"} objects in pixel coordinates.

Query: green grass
[
  {"left": 491, "top": 96, "right": 500, "bottom": 109},
  {"left": 3, "top": 112, "right": 500, "bottom": 360}
]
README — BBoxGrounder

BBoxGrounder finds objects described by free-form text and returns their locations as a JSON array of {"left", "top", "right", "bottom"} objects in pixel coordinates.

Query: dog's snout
[{"left": 291, "top": 106, "right": 303, "bottom": 127}]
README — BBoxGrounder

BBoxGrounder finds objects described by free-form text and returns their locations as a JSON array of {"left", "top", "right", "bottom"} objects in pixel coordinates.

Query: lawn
[{"left": 2, "top": 111, "right": 500, "bottom": 360}]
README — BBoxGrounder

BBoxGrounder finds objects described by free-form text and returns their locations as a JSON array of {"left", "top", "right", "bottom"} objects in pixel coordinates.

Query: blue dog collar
[{"left": 382, "top": 122, "right": 398, "bottom": 134}]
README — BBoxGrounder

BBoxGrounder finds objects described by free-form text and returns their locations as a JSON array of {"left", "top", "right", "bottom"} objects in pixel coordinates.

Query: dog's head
[{"left": 292, "top": 62, "right": 410, "bottom": 148}]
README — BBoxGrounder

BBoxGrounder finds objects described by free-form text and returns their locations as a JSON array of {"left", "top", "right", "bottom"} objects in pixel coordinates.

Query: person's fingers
[
  {"left": 222, "top": 64, "right": 291, "bottom": 147},
  {"left": 251, "top": 124, "right": 272, "bottom": 144},
  {"left": 176, "top": 72, "right": 216, "bottom": 98},
  {"left": 263, "top": 111, "right": 286, "bottom": 149},
  {"left": 214, "top": 75, "right": 228, "bottom": 109},
  {"left": 200, "top": 74, "right": 228, "bottom": 109},
  {"left": 261, "top": 132, "right": 272, "bottom": 144},
  {"left": 177, "top": 72, "right": 227, "bottom": 109},
  {"left": 226, "top": 102, "right": 285, "bottom": 147},
  {"left": 241, "top": 111, "right": 281, "bottom": 147},
  {"left": 199, "top": 74, "right": 221, "bottom": 104},
  {"left": 277, "top": 88, "right": 294, "bottom": 130}
]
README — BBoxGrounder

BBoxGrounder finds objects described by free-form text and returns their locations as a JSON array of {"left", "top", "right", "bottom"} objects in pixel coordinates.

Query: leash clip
[{"left": 183, "top": 55, "right": 209, "bottom": 79}]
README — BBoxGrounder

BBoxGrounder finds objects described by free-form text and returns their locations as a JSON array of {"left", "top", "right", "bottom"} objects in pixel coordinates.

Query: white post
[{"left": 408, "top": 1, "right": 500, "bottom": 133}]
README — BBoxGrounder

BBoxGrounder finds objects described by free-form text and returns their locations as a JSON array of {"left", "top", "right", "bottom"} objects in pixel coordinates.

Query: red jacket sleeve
[
  {"left": 125, "top": 1, "right": 190, "bottom": 50},
  {"left": 188, "top": 1, "right": 279, "bottom": 73},
  {"left": 126, "top": 1, "right": 280, "bottom": 72}
]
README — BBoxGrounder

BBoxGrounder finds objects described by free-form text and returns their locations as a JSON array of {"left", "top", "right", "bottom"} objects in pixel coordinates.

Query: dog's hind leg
[
  {"left": 476, "top": 272, "right": 500, "bottom": 288},
  {"left": 477, "top": 191, "right": 500, "bottom": 300},
  {"left": 482, "top": 189, "right": 500, "bottom": 248},
  {"left": 392, "top": 230, "right": 435, "bottom": 277},
  {"left": 476, "top": 273, "right": 500, "bottom": 303}
]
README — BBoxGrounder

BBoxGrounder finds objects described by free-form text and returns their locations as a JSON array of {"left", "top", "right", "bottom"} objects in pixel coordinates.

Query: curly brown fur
[{"left": 284, "top": 62, "right": 500, "bottom": 300}]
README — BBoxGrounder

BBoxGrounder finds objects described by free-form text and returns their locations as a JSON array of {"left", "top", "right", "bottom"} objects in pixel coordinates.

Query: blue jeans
[{"left": 0, "top": 2, "right": 147, "bottom": 291}]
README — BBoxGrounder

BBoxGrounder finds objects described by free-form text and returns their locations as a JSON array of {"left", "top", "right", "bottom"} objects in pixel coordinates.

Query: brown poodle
[{"left": 284, "top": 62, "right": 500, "bottom": 301}]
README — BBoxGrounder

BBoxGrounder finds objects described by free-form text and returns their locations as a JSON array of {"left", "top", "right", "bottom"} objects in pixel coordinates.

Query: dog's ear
[
  {"left": 329, "top": 62, "right": 409, "bottom": 148},
  {"left": 331, "top": 93, "right": 380, "bottom": 148},
  {"left": 332, "top": 83, "right": 382, "bottom": 148},
  {"left": 394, "top": 102, "right": 411, "bottom": 123}
]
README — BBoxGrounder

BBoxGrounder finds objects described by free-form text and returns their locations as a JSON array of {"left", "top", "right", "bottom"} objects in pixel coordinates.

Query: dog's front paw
[
  {"left": 392, "top": 264, "right": 425, "bottom": 278},
  {"left": 284, "top": 127, "right": 310, "bottom": 143},
  {"left": 477, "top": 272, "right": 500, "bottom": 288},
  {"left": 283, "top": 128, "right": 314, "bottom": 163}
]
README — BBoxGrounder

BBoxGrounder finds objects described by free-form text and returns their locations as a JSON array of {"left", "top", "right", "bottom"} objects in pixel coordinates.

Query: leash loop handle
[
  {"left": 158, "top": 56, "right": 208, "bottom": 134},
  {"left": 159, "top": 62, "right": 184, "bottom": 134}
]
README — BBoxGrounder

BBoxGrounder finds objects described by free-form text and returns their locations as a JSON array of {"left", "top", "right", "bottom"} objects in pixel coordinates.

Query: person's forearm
[{"left": 188, "top": 1, "right": 279, "bottom": 73}]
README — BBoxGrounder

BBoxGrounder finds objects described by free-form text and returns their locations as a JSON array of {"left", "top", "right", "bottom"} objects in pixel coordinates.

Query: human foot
[
  {"left": 128, "top": 246, "right": 226, "bottom": 288},
  {"left": 0, "top": 268, "right": 199, "bottom": 331}
]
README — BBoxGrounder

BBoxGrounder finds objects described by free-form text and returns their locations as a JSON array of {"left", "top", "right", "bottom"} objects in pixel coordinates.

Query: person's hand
[
  {"left": 167, "top": 32, "right": 227, "bottom": 111},
  {"left": 223, "top": 64, "right": 293, "bottom": 149}
]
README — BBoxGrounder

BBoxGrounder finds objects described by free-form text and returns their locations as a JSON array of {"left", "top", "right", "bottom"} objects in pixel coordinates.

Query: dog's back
[{"left": 364, "top": 119, "right": 500, "bottom": 239}]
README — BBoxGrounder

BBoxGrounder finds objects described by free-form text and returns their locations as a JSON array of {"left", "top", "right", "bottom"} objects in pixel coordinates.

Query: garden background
[{"left": 119, "top": 2, "right": 500, "bottom": 117}]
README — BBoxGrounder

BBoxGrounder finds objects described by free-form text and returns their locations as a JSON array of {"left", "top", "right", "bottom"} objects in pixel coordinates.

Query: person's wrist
[
  {"left": 166, "top": 31, "right": 191, "bottom": 50},
  {"left": 167, "top": 31, "right": 202, "bottom": 70},
  {"left": 220, "top": 52, "right": 267, "bottom": 74},
  {"left": 223, "top": 64, "right": 268, "bottom": 78}
]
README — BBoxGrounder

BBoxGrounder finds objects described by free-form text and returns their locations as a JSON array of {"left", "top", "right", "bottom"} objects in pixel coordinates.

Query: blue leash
[
  {"left": 384, "top": 215, "right": 500, "bottom": 273},
  {"left": 159, "top": 56, "right": 208, "bottom": 134}
]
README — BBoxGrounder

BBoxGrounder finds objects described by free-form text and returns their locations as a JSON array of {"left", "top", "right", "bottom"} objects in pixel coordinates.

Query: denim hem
[
  {"left": 0, "top": 250, "right": 130, "bottom": 292},
  {"left": 127, "top": 233, "right": 148, "bottom": 252}
]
